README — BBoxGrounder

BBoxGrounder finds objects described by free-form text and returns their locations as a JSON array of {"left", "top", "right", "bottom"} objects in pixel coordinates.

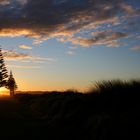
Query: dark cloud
[{"left": 0, "top": 0, "right": 139, "bottom": 47}]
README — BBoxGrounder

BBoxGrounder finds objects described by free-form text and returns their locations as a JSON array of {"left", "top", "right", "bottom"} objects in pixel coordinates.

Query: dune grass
[{"left": 0, "top": 80, "right": 140, "bottom": 140}]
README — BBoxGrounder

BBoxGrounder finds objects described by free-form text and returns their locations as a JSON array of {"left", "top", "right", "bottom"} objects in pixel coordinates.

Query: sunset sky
[{"left": 0, "top": 0, "right": 140, "bottom": 91}]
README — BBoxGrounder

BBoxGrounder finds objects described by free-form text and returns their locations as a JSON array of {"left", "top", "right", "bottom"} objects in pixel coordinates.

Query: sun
[{"left": 0, "top": 87, "right": 9, "bottom": 96}]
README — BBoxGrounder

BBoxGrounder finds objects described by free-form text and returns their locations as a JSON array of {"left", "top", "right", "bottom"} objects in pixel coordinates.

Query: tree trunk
[{"left": 10, "top": 89, "right": 14, "bottom": 96}]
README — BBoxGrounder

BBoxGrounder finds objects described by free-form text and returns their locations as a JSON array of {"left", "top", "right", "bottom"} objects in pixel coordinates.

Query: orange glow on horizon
[{"left": 0, "top": 87, "right": 9, "bottom": 96}]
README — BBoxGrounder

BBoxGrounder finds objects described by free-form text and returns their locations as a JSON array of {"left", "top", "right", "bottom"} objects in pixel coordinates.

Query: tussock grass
[{"left": 0, "top": 79, "right": 140, "bottom": 140}]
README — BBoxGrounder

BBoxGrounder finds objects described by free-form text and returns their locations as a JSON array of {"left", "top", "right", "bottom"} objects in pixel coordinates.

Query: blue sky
[{"left": 0, "top": 0, "right": 140, "bottom": 91}]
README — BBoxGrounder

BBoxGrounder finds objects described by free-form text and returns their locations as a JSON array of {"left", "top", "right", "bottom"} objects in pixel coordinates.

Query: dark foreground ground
[{"left": 0, "top": 80, "right": 140, "bottom": 140}]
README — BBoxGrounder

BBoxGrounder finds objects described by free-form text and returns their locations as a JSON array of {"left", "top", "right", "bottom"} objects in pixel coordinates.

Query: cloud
[
  {"left": 29, "top": 56, "right": 56, "bottom": 64},
  {"left": 16, "top": 0, "right": 28, "bottom": 5},
  {"left": 68, "top": 31, "right": 127, "bottom": 47},
  {"left": 120, "top": 3, "right": 136, "bottom": 15},
  {"left": 0, "top": 0, "right": 10, "bottom": 5},
  {"left": 3, "top": 50, "right": 32, "bottom": 59},
  {"left": 130, "top": 46, "right": 140, "bottom": 51},
  {"left": 0, "top": 0, "right": 139, "bottom": 47},
  {"left": 19, "top": 44, "right": 32, "bottom": 50},
  {"left": 7, "top": 65, "right": 40, "bottom": 69},
  {"left": 2, "top": 49, "right": 56, "bottom": 63},
  {"left": 0, "top": 29, "right": 39, "bottom": 38},
  {"left": 66, "top": 50, "right": 76, "bottom": 55},
  {"left": 0, "top": 0, "right": 28, "bottom": 6},
  {"left": 136, "top": 35, "right": 140, "bottom": 39}
]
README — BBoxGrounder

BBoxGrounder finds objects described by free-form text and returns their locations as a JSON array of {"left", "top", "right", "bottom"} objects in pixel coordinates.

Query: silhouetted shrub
[{"left": 0, "top": 80, "right": 140, "bottom": 140}]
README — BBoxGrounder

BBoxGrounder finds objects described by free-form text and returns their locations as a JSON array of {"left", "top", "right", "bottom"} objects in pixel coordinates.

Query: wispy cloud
[
  {"left": 0, "top": 0, "right": 28, "bottom": 6},
  {"left": 7, "top": 65, "right": 40, "bottom": 69},
  {"left": 2, "top": 49, "right": 56, "bottom": 63},
  {"left": 17, "top": 0, "right": 28, "bottom": 5},
  {"left": 67, "top": 31, "right": 127, "bottom": 47},
  {"left": 120, "top": 3, "right": 136, "bottom": 15},
  {"left": 19, "top": 44, "right": 32, "bottom": 50},
  {"left": 0, "top": 0, "right": 10, "bottom": 5},
  {"left": 3, "top": 50, "right": 32, "bottom": 59},
  {"left": 136, "top": 35, "right": 140, "bottom": 39},
  {"left": 66, "top": 50, "right": 76, "bottom": 55},
  {"left": 0, "top": 0, "right": 139, "bottom": 48},
  {"left": 130, "top": 46, "right": 140, "bottom": 51}
]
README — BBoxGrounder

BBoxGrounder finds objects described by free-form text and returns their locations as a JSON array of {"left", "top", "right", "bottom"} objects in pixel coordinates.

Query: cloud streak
[
  {"left": 67, "top": 31, "right": 128, "bottom": 47},
  {"left": 0, "top": 0, "right": 139, "bottom": 47},
  {"left": 2, "top": 49, "right": 55, "bottom": 63},
  {"left": 130, "top": 46, "right": 140, "bottom": 51},
  {"left": 7, "top": 65, "right": 40, "bottom": 69},
  {"left": 3, "top": 50, "right": 31, "bottom": 59},
  {"left": 66, "top": 50, "right": 76, "bottom": 55},
  {"left": 0, "top": 0, "right": 10, "bottom": 5},
  {"left": 19, "top": 44, "right": 32, "bottom": 50}
]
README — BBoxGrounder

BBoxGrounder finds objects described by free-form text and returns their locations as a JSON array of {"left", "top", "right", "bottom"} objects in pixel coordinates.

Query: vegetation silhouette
[
  {"left": 0, "top": 48, "right": 8, "bottom": 87},
  {"left": 6, "top": 71, "right": 18, "bottom": 96},
  {"left": 0, "top": 48, "right": 17, "bottom": 96},
  {"left": 0, "top": 80, "right": 140, "bottom": 139}
]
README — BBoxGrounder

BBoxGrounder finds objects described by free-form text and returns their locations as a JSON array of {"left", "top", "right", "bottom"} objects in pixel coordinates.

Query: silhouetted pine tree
[
  {"left": 6, "top": 71, "right": 18, "bottom": 96},
  {"left": 0, "top": 48, "right": 8, "bottom": 87}
]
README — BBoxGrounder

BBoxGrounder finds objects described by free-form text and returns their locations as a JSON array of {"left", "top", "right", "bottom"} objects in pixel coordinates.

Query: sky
[{"left": 0, "top": 0, "right": 140, "bottom": 92}]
